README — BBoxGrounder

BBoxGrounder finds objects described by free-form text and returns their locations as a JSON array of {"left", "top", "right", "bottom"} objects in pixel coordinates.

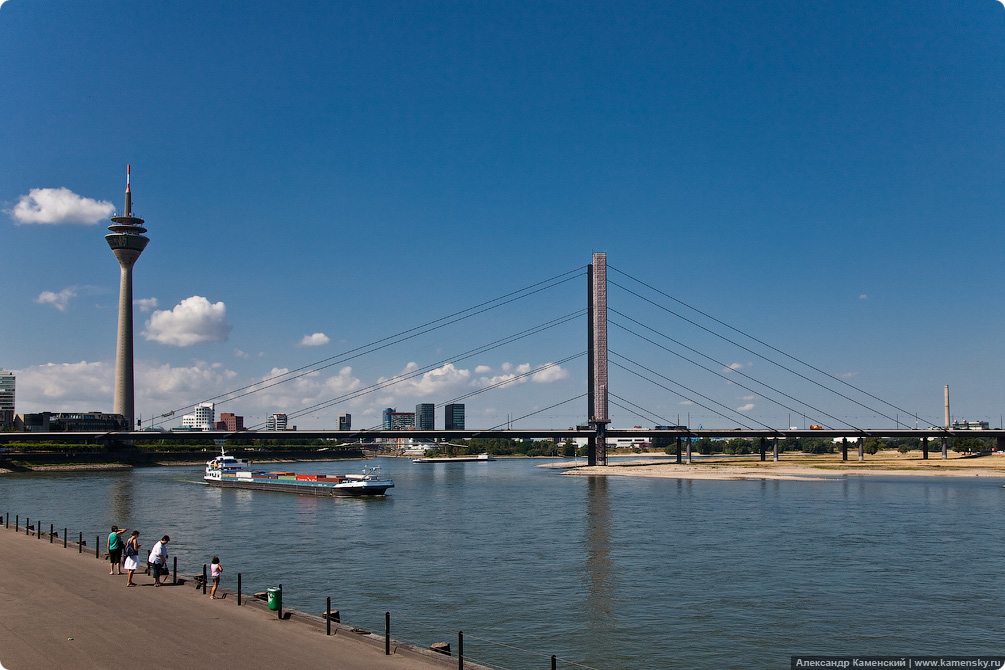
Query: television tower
[{"left": 106, "top": 165, "right": 149, "bottom": 430}]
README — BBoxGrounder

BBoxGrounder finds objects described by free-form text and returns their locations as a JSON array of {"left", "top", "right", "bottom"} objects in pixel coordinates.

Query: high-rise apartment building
[
  {"left": 266, "top": 413, "right": 288, "bottom": 431},
  {"left": 415, "top": 403, "right": 435, "bottom": 430},
  {"left": 0, "top": 370, "right": 14, "bottom": 428},
  {"left": 338, "top": 413, "right": 351, "bottom": 431},
  {"left": 445, "top": 403, "right": 465, "bottom": 430}
]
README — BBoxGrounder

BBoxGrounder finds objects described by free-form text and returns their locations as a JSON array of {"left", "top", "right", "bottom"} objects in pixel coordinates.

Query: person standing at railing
[
  {"left": 108, "top": 525, "right": 128, "bottom": 575},
  {"left": 123, "top": 531, "right": 141, "bottom": 587},
  {"left": 209, "top": 556, "right": 222, "bottom": 599},
  {"left": 148, "top": 535, "right": 170, "bottom": 587}
]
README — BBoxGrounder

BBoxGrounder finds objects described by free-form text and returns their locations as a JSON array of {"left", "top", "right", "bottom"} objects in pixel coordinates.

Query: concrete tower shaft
[{"left": 105, "top": 165, "right": 149, "bottom": 430}]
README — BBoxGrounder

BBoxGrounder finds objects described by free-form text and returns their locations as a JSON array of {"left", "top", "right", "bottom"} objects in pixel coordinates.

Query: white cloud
[
  {"left": 474, "top": 365, "right": 492, "bottom": 374},
  {"left": 8, "top": 187, "right": 115, "bottom": 225},
  {"left": 298, "top": 332, "right": 330, "bottom": 347},
  {"left": 142, "top": 296, "right": 232, "bottom": 346},
  {"left": 724, "top": 362, "right": 751, "bottom": 373},
  {"left": 36, "top": 288, "right": 77, "bottom": 311},
  {"left": 531, "top": 363, "right": 570, "bottom": 383},
  {"left": 837, "top": 371, "right": 860, "bottom": 379},
  {"left": 679, "top": 400, "right": 694, "bottom": 406},
  {"left": 737, "top": 403, "right": 755, "bottom": 412},
  {"left": 742, "top": 395, "right": 757, "bottom": 401},
  {"left": 859, "top": 294, "right": 868, "bottom": 300},
  {"left": 135, "top": 297, "right": 159, "bottom": 313},
  {"left": 377, "top": 362, "right": 472, "bottom": 398}
]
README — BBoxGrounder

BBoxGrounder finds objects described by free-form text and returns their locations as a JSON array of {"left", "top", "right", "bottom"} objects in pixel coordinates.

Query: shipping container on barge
[{"left": 204, "top": 450, "right": 393, "bottom": 497}]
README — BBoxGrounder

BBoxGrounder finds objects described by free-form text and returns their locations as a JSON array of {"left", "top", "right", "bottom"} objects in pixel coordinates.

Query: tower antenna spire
[{"left": 124, "top": 164, "right": 132, "bottom": 216}]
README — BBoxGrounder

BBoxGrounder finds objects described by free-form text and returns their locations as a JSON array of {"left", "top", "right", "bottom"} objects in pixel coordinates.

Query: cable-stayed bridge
[{"left": 6, "top": 253, "right": 1002, "bottom": 459}]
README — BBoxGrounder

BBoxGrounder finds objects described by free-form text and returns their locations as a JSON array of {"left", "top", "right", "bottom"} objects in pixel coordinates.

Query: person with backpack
[{"left": 123, "top": 531, "right": 141, "bottom": 587}]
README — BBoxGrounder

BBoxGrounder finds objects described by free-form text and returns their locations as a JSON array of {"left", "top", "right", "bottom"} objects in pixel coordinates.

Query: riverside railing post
[
  {"left": 50, "top": 524, "right": 53, "bottom": 543},
  {"left": 25, "top": 517, "right": 28, "bottom": 535},
  {"left": 552, "top": 655, "right": 557, "bottom": 670},
  {"left": 96, "top": 535, "right": 100, "bottom": 558},
  {"left": 385, "top": 611, "right": 390, "bottom": 655},
  {"left": 203, "top": 564, "right": 207, "bottom": 594},
  {"left": 79, "top": 531, "right": 82, "bottom": 553},
  {"left": 326, "top": 597, "right": 331, "bottom": 635},
  {"left": 64, "top": 528, "right": 67, "bottom": 548},
  {"left": 278, "top": 584, "right": 282, "bottom": 620},
  {"left": 237, "top": 573, "right": 242, "bottom": 606},
  {"left": 173, "top": 557, "right": 177, "bottom": 585},
  {"left": 14, "top": 515, "right": 17, "bottom": 532},
  {"left": 458, "top": 631, "right": 463, "bottom": 670}
]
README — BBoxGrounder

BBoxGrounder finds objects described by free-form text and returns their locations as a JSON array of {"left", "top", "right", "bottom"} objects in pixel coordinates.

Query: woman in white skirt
[{"left": 123, "top": 531, "right": 141, "bottom": 587}]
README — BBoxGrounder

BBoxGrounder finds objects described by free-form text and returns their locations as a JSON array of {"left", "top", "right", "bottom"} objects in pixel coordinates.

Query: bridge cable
[
  {"left": 609, "top": 352, "right": 764, "bottom": 431},
  {"left": 266, "top": 311, "right": 586, "bottom": 429},
  {"left": 607, "top": 393, "right": 669, "bottom": 426},
  {"left": 609, "top": 312, "right": 856, "bottom": 431},
  {"left": 609, "top": 265, "right": 935, "bottom": 427},
  {"left": 484, "top": 394, "right": 588, "bottom": 431},
  {"left": 153, "top": 266, "right": 585, "bottom": 425},
  {"left": 607, "top": 276, "right": 908, "bottom": 427}
]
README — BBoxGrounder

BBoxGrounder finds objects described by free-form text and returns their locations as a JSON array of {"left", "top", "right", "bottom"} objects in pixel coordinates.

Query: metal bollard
[
  {"left": 458, "top": 631, "right": 463, "bottom": 670},
  {"left": 25, "top": 517, "right": 29, "bottom": 536},
  {"left": 79, "top": 532, "right": 82, "bottom": 553},
  {"left": 203, "top": 564, "right": 207, "bottom": 595},
  {"left": 385, "top": 611, "right": 390, "bottom": 655},
  {"left": 50, "top": 524, "right": 54, "bottom": 543},
  {"left": 173, "top": 557, "right": 177, "bottom": 585},
  {"left": 326, "top": 597, "right": 331, "bottom": 635},
  {"left": 237, "top": 573, "right": 242, "bottom": 606},
  {"left": 15, "top": 515, "right": 18, "bottom": 532},
  {"left": 277, "top": 584, "right": 282, "bottom": 620},
  {"left": 63, "top": 528, "right": 67, "bottom": 548},
  {"left": 552, "top": 655, "right": 557, "bottom": 670},
  {"left": 96, "top": 535, "right": 100, "bottom": 559}
]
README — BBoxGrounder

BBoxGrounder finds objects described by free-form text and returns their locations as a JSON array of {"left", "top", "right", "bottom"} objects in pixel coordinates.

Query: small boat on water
[
  {"left": 412, "top": 453, "right": 496, "bottom": 463},
  {"left": 204, "top": 450, "right": 393, "bottom": 496}
]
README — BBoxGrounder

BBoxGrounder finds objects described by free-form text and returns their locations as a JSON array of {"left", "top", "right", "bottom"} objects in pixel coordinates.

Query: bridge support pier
[
  {"left": 922, "top": 437, "right": 928, "bottom": 460},
  {"left": 857, "top": 437, "right": 864, "bottom": 461},
  {"left": 759, "top": 437, "right": 765, "bottom": 462},
  {"left": 676, "top": 437, "right": 681, "bottom": 464},
  {"left": 941, "top": 437, "right": 948, "bottom": 459},
  {"left": 686, "top": 437, "right": 692, "bottom": 465},
  {"left": 841, "top": 437, "right": 848, "bottom": 461},
  {"left": 773, "top": 437, "right": 778, "bottom": 461}
]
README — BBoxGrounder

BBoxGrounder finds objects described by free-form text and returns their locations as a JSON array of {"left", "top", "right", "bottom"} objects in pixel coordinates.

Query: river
[{"left": 1, "top": 456, "right": 1002, "bottom": 669}]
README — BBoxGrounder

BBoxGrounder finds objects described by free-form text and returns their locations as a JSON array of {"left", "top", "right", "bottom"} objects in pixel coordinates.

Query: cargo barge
[{"left": 204, "top": 450, "right": 393, "bottom": 496}]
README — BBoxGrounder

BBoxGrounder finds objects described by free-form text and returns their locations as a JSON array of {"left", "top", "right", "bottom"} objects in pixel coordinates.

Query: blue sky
[{"left": 2, "top": 0, "right": 1003, "bottom": 431}]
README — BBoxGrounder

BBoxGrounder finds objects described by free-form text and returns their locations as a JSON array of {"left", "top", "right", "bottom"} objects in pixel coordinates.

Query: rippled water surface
[{"left": 2, "top": 457, "right": 1003, "bottom": 669}]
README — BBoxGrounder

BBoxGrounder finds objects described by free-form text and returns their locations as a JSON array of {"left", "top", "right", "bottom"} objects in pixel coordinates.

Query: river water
[{"left": 1, "top": 456, "right": 1003, "bottom": 669}]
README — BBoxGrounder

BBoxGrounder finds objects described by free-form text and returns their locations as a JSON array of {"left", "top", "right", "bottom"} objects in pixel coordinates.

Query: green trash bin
[{"left": 267, "top": 587, "right": 282, "bottom": 611}]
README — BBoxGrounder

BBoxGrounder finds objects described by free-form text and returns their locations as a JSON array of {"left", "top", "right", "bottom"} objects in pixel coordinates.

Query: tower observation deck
[{"left": 105, "top": 165, "right": 149, "bottom": 430}]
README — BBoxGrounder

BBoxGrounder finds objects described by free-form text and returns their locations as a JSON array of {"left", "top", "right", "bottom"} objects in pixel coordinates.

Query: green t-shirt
[{"left": 108, "top": 532, "right": 123, "bottom": 550}]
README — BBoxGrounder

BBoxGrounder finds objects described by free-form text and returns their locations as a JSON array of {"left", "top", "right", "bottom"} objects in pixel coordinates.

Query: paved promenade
[{"left": 0, "top": 524, "right": 457, "bottom": 670}]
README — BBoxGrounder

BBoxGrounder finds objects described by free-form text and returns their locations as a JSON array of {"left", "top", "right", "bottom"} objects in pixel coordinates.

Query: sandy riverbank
[{"left": 545, "top": 452, "right": 1005, "bottom": 481}]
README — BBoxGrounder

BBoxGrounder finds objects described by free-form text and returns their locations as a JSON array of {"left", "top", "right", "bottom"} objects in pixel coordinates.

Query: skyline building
[
  {"left": 0, "top": 370, "right": 14, "bottom": 428},
  {"left": 338, "top": 413, "right": 351, "bottom": 431},
  {"left": 382, "top": 408, "right": 415, "bottom": 430},
  {"left": 181, "top": 402, "right": 215, "bottom": 430},
  {"left": 415, "top": 403, "right": 435, "bottom": 430},
  {"left": 105, "top": 165, "right": 149, "bottom": 430},
  {"left": 445, "top": 403, "right": 465, "bottom": 430},
  {"left": 218, "top": 412, "right": 244, "bottom": 431},
  {"left": 266, "top": 413, "right": 288, "bottom": 431}
]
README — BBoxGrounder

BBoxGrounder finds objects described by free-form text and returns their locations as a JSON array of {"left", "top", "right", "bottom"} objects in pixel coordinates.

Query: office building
[
  {"left": 218, "top": 412, "right": 244, "bottom": 431},
  {"left": 415, "top": 403, "right": 435, "bottom": 430},
  {"left": 382, "top": 408, "right": 415, "bottom": 430},
  {"left": 445, "top": 403, "right": 465, "bottom": 430},
  {"left": 0, "top": 370, "right": 13, "bottom": 429},
  {"left": 181, "top": 402, "right": 215, "bottom": 430},
  {"left": 266, "top": 413, "right": 288, "bottom": 431},
  {"left": 105, "top": 165, "right": 149, "bottom": 430},
  {"left": 338, "top": 413, "right": 351, "bottom": 431},
  {"left": 15, "top": 411, "right": 127, "bottom": 432}
]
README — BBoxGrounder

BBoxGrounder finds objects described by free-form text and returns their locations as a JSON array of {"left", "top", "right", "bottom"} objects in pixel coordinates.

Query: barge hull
[{"left": 206, "top": 480, "right": 391, "bottom": 497}]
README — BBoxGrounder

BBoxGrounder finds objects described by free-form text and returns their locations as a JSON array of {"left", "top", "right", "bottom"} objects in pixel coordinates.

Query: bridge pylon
[{"left": 588, "top": 252, "right": 609, "bottom": 466}]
